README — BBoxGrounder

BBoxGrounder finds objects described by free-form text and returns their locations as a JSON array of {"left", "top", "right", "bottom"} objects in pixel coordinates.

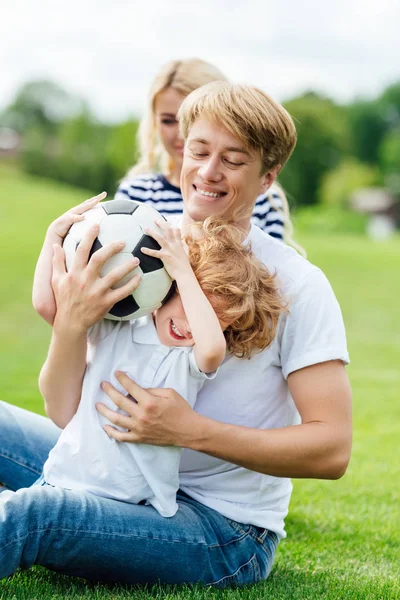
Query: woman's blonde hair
[
  {"left": 186, "top": 218, "right": 287, "bottom": 359},
  {"left": 128, "top": 58, "right": 227, "bottom": 178}
]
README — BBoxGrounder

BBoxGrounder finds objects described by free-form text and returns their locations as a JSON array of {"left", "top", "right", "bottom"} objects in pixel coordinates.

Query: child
[{"left": 36, "top": 200, "right": 285, "bottom": 517}]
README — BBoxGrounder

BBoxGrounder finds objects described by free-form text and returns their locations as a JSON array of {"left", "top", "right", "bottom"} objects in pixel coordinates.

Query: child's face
[{"left": 153, "top": 292, "right": 195, "bottom": 347}]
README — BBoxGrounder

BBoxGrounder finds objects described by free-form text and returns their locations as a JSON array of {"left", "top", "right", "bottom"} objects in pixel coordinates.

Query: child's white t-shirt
[{"left": 43, "top": 316, "right": 215, "bottom": 517}]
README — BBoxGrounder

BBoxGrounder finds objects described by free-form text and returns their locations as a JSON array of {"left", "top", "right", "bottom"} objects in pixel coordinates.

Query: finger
[
  {"left": 114, "top": 371, "right": 154, "bottom": 404},
  {"left": 95, "top": 401, "right": 133, "bottom": 429},
  {"left": 144, "top": 227, "right": 166, "bottom": 246},
  {"left": 52, "top": 244, "right": 67, "bottom": 276},
  {"left": 101, "top": 257, "right": 140, "bottom": 289},
  {"left": 103, "top": 425, "right": 137, "bottom": 442},
  {"left": 73, "top": 224, "right": 100, "bottom": 270},
  {"left": 154, "top": 218, "right": 171, "bottom": 232},
  {"left": 86, "top": 239, "right": 126, "bottom": 277},
  {"left": 107, "top": 274, "right": 142, "bottom": 305},
  {"left": 140, "top": 246, "right": 162, "bottom": 258},
  {"left": 71, "top": 213, "right": 85, "bottom": 223},
  {"left": 99, "top": 384, "right": 140, "bottom": 415},
  {"left": 146, "top": 387, "right": 168, "bottom": 398},
  {"left": 74, "top": 191, "right": 107, "bottom": 215}
]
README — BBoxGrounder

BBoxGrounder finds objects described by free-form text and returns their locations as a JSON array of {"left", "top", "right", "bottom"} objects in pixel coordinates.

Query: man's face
[{"left": 180, "top": 117, "right": 278, "bottom": 228}]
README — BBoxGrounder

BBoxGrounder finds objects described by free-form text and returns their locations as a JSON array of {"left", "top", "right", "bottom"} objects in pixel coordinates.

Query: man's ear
[{"left": 259, "top": 165, "right": 282, "bottom": 196}]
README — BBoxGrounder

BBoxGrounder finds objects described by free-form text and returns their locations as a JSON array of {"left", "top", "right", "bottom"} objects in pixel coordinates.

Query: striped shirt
[{"left": 115, "top": 174, "right": 285, "bottom": 240}]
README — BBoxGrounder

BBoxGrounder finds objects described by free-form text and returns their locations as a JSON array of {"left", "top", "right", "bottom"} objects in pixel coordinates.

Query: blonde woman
[{"left": 115, "top": 58, "right": 295, "bottom": 243}]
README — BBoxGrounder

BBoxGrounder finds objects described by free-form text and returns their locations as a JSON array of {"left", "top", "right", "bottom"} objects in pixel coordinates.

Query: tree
[
  {"left": 2, "top": 80, "right": 83, "bottom": 134},
  {"left": 279, "top": 92, "right": 350, "bottom": 206},
  {"left": 379, "top": 128, "right": 400, "bottom": 196},
  {"left": 319, "top": 158, "right": 380, "bottom": 207}
]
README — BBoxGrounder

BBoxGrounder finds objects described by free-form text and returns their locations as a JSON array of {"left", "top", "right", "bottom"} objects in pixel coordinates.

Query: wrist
[
  {"left": 53, "top": 314, "right": 89, "bottom": 338},
  {"left": 184, "top": 414, "right": 221, "bottom": 452},
  {"left": 175, "top": 268, "right": 197, "bottom": 289}
]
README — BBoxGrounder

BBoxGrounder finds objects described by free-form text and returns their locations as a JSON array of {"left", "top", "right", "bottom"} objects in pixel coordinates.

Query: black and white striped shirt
[{"left": 115, "top": 174, "right": 285, "bottom": 240}]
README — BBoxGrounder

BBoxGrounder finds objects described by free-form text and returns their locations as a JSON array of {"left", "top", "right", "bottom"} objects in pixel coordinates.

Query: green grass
[{"left": 0, "top": 165, "right": 399, "bottom": 599}]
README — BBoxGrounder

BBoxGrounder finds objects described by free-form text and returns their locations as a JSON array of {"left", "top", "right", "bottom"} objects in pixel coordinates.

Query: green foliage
[
  {"left": 319, "top": 158, "right": 381, "bottom": 208},
  {"left": 346, "top": 100, "right": 388, "bottom": 165},
  {"left": 0, "top": 79, "right": 83, "bottom": 134},
  {"left": 280, "top": 92, "right": 349, "bottom": 207},
  {"left": 1, "top": 166, "right": 399, "bottom": 598},
  {"left": 379, "top": 128, "right": 400, "bottom": 195},
  {"left": 106, "top": 119, "right": 139, "bottom": 188}
]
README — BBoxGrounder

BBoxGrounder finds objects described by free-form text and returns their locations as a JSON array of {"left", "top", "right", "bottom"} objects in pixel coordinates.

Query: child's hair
[
  {"left": 186, "top": 218, "right": 287, "bottom": 359},
  {"left": 127, "top": 58, "right": 227, "bottom": 178}
]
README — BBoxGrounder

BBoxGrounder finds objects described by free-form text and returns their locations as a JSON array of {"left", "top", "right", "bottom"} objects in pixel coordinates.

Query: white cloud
[{"left": 1, "top": 0, "right": 399, "bottom": 121}]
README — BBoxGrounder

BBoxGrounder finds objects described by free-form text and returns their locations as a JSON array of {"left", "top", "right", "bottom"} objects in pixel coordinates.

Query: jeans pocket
[
  {"left": 224, "top": 516, "right": 252, "bottom": 538},
  {"left": 211, "top": 553, "right": 260, "bottom": 588}
]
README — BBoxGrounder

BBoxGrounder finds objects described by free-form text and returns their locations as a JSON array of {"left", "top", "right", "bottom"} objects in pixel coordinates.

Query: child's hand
[
  {"left": 47, "top": 192, "right": 107, "bottom": 243},
  {"left": 141, "top": 219, "right": 192, "bottom": 281}
]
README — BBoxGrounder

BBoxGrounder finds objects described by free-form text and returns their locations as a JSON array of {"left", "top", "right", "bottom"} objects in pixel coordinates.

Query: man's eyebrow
[
  {"left": 189, "top": 138, "right": 209, "bottom": 145},
  {"left": 189, "top": 138, "right": 250, "bottom": 154},
  {"left": 225, "top": 146, "right": 249, "bottom": 154}
]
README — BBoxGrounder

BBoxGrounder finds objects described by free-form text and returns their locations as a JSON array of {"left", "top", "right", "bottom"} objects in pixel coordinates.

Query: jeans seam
[
  {"left": 0, "top": 528, "right": 208, "bottom": 550},
  {"left": 209, "top": 529, "right": 251, "bottom": 548},
  {"left": 208, "top": 553, "right": 257, "bottom": 586},
  {"left": 0, "top": 452, "right": 42, "bottom": 476}
]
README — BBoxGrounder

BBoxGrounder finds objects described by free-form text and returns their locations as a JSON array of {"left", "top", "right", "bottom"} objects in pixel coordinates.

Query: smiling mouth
[
  {"left": 193, "top": 184, "right": 226, "bottom": 199},
  {"left": 169, "top": 319, "right": 192, "bottom": 341}
]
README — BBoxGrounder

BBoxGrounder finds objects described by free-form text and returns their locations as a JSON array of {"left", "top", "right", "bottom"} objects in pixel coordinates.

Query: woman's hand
[
  {"left": 141, "top": 219, "right": 192, "bottom": 282},
  {"left": 47, "top": 191, "right": 107, "bottom": 244},
  {"left": 51, "top": 224, "right": 142, "bottom": 333},
  {"left": 96, "top": 372, "right": 202, "bottom": 447}
]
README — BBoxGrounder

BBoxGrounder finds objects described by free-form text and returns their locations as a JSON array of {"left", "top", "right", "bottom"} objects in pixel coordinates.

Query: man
[{"left": 0, "top": 82, "right": 352, "bottom": 586}]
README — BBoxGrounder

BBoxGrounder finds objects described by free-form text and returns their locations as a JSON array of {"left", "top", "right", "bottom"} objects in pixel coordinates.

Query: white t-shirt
[
  {"left": 43, "top": 316, "right": 215, "bottom": 517},
  {"left": 178, "top": 223, "right": 349, "bottom": 538}
]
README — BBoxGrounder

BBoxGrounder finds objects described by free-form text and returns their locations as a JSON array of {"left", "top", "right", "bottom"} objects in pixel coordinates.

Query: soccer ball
[{"left": 63, "top": 199, "right": 175, "bottom": 321}]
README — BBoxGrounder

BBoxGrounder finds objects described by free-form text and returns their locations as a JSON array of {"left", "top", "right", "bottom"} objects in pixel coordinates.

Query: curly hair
[{"left": 186, "top": 218, "right": 287, "bottom": 359}]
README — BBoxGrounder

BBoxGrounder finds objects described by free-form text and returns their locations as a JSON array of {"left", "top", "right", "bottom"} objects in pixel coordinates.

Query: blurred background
[{"left": 1, "top": 0, "right": 400, "bottom": 236}]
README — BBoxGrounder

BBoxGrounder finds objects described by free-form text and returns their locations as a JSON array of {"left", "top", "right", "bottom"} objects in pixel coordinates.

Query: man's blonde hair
[
  {"left": 178, "top": 81, "right": 297, "bottom": 173},
  {"left": 187, "top": 218, "right": 287, "bottom": 359}
]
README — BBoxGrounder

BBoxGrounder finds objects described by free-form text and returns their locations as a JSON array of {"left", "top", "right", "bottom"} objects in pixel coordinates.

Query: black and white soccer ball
[{"left": 63, "top": 199, "right": 175, "bottom": 321}]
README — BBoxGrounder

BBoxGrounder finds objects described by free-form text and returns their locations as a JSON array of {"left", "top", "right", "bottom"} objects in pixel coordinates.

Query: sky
[{"left": 1, "top": 0, "right": 399, "bottom": 123}]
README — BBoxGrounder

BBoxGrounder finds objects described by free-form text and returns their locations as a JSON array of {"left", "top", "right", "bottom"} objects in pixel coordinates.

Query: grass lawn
[{"left": 0, "top": 165, "right": 399, "bottom": 599}]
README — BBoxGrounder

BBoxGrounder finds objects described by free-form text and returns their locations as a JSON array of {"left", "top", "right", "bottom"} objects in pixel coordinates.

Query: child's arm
[
  {"left": 142, "top": 221, "right": 226, "bottom": 373},
  {"left": 32, "top": 192, "right": 106, "bottom": 324}
]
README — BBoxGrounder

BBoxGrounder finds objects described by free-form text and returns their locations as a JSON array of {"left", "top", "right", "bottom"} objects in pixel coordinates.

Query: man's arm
[
  {"left": 96, "top": 359, "right": 352, "bottom": 480},
  {"left": 189, "top": 360, "right": 352, "bottom": 479},
  {"left": 39, "top": 325, "right": 88, "bottom": 428},
  {"left": 39, "top": 224, "right": 141, "bottom": 428}
]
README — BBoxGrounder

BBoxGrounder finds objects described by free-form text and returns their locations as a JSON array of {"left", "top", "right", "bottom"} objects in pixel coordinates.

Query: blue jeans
[{"left": 0, "top": 401, "right": 279, "bottom": 586}]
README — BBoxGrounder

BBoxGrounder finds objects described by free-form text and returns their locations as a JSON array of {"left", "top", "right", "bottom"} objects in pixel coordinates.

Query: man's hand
[
  {"left": 141, "top": 219, "right": 192, "bottom": 282},
  {"left": 96, "top": 372, "right": 201, "bottom": 447},
  {"left": 51, "top": 225, "right": 142, "bottom": 333}
]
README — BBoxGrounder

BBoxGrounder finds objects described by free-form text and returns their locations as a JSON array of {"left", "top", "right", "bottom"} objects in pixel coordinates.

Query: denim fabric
[
  {"left": 0, "top": 401, "right": 60, "bottom": 490},
  {"left": 0, "top": 401, "right": 279, "bottom": 586}
]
